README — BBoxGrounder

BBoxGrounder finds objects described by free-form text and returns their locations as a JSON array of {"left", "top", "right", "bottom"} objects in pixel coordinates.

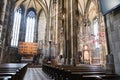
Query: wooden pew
[
  {"left": 42, "top": 64, "right": 120, "bottom": 80},
  {"left": 0, "top": 76, "right": 12, "bottom": 80},
  {"left": 53, "top": 65, "right": 105, "bottom": 80},
  {"left": 0, "top": 63, "right": 28, "bottom": 80},
  {"left": 0, "top": 69, "right": 19, "bottom": 80},
  {"left": 82, "top": 74, "right": 120, "bottom": 80},
  {"left": 57, "top": 65, "right": 120, "bottom": 80}
]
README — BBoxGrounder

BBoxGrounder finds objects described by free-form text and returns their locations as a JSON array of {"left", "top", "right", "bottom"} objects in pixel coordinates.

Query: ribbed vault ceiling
[
  {"left": 15, "top": 0, "right": 99, "bottom": 21},
  {"left": 78, "top": 0, "right": 98, "bottom": 21},
  {"left": 15, "top": 0, "right": 50, "bottom": 15},
  {"left": 78, "top": 0, "right": 88, "bottom": 15}
]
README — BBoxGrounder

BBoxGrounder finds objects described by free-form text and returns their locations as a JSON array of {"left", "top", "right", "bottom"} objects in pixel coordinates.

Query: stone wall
[{"left": 106, "top": 6, "right": 120, "bottom": 74}]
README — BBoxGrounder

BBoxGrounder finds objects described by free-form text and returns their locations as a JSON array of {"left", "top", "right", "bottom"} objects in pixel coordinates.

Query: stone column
[
  {"left": 57, "top": 0, "right": 62, "bottom": 56},
  {"left": 71, "top": 0, "right": 78, "bottom": 66},
  {"left": 0, "top": 0, "right": 8, "bottom": 63},
  {"left": 63, "top": 0, "right": 78, "bottom": 65},
  {"left": 105, "top": 13, "right": 115, "bottom": 74},
  {"left": 45, "top": 1, "right": 51, "bottom": 43},
  {"left": 0, "top": 0, "right": 7, "bottom": 39},
  {"left": 0, "top": 0, "right": 13, "bottom": 63},
  {"left": 63, "top": 0, "right": 72, "bottom": 65}
]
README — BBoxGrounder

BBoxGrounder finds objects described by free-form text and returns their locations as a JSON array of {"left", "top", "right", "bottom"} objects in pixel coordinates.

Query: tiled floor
[{"left": 23, "top": 68, "right": 52, "bottom": 80}]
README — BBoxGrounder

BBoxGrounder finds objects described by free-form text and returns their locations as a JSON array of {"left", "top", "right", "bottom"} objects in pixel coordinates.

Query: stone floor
[{"left": 23, "top": 68, "right": 52, "bottom": 80}]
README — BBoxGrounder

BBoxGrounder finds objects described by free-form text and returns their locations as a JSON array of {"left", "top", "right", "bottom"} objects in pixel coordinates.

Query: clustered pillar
[{"left": 63, "top": 0, "right": 78, "bottom": 66}]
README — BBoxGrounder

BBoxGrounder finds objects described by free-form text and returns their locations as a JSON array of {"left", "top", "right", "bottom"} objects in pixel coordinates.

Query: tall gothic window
[
  {"left": 25, "top": 11, "right": 35, "bottom": 42},
  {"left": 93, "top": 19, "right": 99, "bottom": 48},
  {"left": 11, "top": 7, "right": 22, "bottom": 47}
]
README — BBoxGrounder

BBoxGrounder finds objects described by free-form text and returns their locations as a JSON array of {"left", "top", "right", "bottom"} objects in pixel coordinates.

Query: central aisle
[{"left": 23, "top": 68, "right": 52, "bottom": 80}]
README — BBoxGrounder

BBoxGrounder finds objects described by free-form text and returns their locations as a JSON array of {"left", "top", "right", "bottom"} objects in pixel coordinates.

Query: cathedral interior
[{"left": 0, "top": 0, "right": 120, "bottom": 80}]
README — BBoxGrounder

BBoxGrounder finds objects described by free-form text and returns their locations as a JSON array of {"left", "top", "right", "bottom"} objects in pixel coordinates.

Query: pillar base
[
  {"left": 70, "top": 58, "right": 76, "bottom": 66},
  {"left": 106, "top": 54, "right": 115, "bottom": 74}
]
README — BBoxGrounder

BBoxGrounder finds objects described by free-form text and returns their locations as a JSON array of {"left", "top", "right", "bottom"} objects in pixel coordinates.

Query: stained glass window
[
  {"left": 11, "top": 7, "right": 22, "bottom": 47},
  {"left": 93, "top": 19, "right": 99, "bottom": 48},
  {"left": 25, "top": 11, "right": 35, "bottom": 42}
]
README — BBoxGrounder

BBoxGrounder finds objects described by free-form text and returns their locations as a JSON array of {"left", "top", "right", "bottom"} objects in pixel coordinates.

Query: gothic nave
[{"left": 0, "top": 0, "right": 120, "bottom": 80}]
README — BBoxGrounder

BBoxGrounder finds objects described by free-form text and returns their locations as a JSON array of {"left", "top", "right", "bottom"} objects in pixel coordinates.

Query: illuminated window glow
[
  {"left": 93, "top": 19, "right": 99, "bottom": 48},
  {"left": 11, "top": 7, "right": 21, "bottom": 47},
  {"left": 25, "top": 11, "right": 35, "bottom": 42}
]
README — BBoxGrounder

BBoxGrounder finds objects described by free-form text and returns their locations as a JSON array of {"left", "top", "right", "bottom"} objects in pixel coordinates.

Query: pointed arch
[
  {"left": 85, "top": 0, "right": 98, "bottom": 14},
  {"left": 85, "top": 0, "right": 92, "bottom": 14}
]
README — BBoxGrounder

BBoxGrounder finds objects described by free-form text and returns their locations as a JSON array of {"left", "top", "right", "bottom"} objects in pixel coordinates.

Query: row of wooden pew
[
  {"left": 0, "top": 63, "right": 28, "bottom": 80},
  {"left": 42, "top": 64, "right": 120, "bottom": 80}
]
